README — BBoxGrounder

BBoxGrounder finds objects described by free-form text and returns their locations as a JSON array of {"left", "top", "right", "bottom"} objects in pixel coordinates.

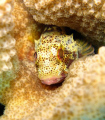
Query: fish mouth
[{"left": 40, "top": 75, "right": 67, "bottom": 85}]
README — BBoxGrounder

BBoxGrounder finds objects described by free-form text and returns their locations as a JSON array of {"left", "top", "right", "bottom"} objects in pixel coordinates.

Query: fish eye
[
  {"left": 57, "top": 48, "right": 64, "bottom": 60},
  {"left": 34, "top": 52, "right": 37, "bottom": 61}
]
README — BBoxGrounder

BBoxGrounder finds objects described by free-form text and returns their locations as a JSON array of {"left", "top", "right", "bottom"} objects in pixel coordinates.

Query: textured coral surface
[
  {"left": 22, "top": 47, "right": 105, "bottom": 120},
  {"left": 0, "top": 0, "right": 16, "bottom": 74},
  {"left": 12, "top": 0, "right": 44, "bottom": 63},
  {"left": 0, "top": 45, "right": 105, "bottom": 120},
  {"left": 0, "top": 0, "right": 19, "bottom": 104},
  {"left": 0, "top": 0, "right": 45, "bottom": 104},
  {"left": 23, "top": 0, "right": 105, "bottom": 46},
  {"left": 0, "top": 0, "right": 105, "bottom": 120}
]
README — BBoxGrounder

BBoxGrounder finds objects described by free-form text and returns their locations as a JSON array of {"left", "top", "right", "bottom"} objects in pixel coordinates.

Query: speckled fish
[{"left": 34, "top": 26, "right": 94, "bottom": 85}]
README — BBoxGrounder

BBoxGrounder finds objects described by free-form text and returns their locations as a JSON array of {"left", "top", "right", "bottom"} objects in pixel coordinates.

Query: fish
[{"left": 34, "top": 26, "right": 94, "bottom": 85}]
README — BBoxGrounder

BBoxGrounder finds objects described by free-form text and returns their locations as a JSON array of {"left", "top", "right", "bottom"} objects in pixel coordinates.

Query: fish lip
[{"left": 40, "top": 76, "right": 66, "bottom": 85}]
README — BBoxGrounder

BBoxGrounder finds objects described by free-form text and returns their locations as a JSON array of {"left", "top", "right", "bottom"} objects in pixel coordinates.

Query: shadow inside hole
[{"left": 0, "top": 103, "right": 5, "bottom": 116}]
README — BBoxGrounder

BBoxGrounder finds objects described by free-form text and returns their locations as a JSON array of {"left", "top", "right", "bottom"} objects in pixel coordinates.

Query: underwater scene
[{"left": 0, "top": 0, "right": 105, "bottom": 120}]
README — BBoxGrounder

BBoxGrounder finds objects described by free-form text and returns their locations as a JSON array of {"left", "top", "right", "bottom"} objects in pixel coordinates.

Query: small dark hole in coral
[
  {"left": 64, "top": 27, "right": 85, "bottom": 40},
  {"left": 0, "top": 103, "right": 5, "bottom": 116},
  {"left": 93, "top": 45, "right": 98, "bottom": 54},
  {"left": 64, "top": 27, "right": 77, "bottom": 35}
]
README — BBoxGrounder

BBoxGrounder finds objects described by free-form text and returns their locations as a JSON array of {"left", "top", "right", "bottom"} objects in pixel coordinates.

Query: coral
[
  {"left": 0, "top": 65, "right": 59, "bottom": 120},
  {"left": 22, "top": 47, "right": 105, "bottom": 120},
  {"left": 0, "top": 0, "right": 45, "bottom": 106},
  {"left": 0, "top": 0, "right": 105, "bottom": 120},
  {"left": 0, "top": 0, "right": 19, "bottom": 104},
  {"left": 0, "top": 0, "right": 13, "bottom": 38},
  {"left": 0, "top": 44, "right": 105, "bottom": 120},
  {"left": 0, "top": 0, "right": 15, "bottom": 74},
  {"left": 23, "top": 0, "right": 105, "bottom": 46},
  {"left": 12, "top": 0, "right": 45, "bottom": 64}
]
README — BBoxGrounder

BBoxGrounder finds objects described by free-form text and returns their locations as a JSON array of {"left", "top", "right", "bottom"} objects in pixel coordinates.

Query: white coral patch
[
  {"left": 9, "top": 49, "right": 16, "bottom": 57},
  {"left": 0, "top": 0, "right": 6, "bottom": 6},
  {"left": 0, "top": 1, "right": 17, "bottom": 74},
  {"left": 94, "top": 0, "right": 101, "bottom": 5},
  {"left": 5, "top": 3, "right": 12, "bottom": 13},
  {"left": 0, "top": 52, "right": 10, "bottom": 62}
]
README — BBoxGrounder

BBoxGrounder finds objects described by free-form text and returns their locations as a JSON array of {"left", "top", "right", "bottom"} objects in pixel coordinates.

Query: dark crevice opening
[{"left": 0, "top": 103, "right": 5, "bottom": 116}]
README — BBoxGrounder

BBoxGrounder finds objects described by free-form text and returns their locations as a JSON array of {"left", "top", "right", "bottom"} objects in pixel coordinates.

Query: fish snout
[{"left": 40, "top": 76, "right": 66, "bottom": 85}]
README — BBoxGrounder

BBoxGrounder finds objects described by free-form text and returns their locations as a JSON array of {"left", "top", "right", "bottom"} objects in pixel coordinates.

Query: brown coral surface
[
  {"left": 0, "top": 0, "right": 105, "bottom": 120},
  {"left": 12, "top": 0, "right": 45, "bottom": 63},
  {"left": 21, "top": 47, "right": 105, "bottom": 120},
  {"left": 0, "top": 45, "right": 105, "bottom": 120},
  {"left": 23, "top": 0, "right": 105, "bottom": 46},
  {"left": 0, "top": 0, "right": 45, "bottom": 104}
]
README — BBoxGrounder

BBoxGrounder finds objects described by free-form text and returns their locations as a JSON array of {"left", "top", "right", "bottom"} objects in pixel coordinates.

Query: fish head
[{"left": 35, "top": 43, "right": 68, "bottom": 85}]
